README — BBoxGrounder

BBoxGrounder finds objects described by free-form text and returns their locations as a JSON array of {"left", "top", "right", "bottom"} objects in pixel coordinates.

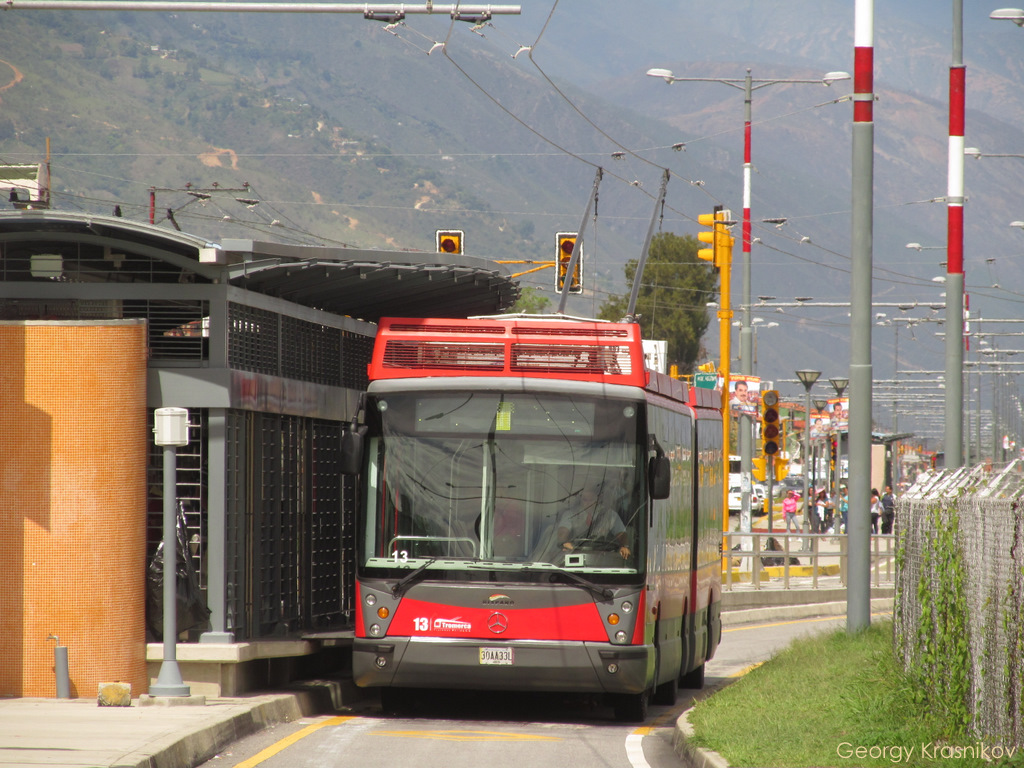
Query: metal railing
[{"left": 722, "top": 531, "right": 897, "bottom": 590}]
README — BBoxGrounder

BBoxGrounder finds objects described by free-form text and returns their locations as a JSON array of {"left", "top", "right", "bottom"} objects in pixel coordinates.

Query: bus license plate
[{"left": 479, "top": 647, "right": 514, "bottom": 665}]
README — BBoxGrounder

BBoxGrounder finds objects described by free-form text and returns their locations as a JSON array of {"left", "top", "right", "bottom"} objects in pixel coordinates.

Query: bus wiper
[
  {"left": 544, "top": 567, "right": 614, "bottom": 601},
  {"left": 391, "top": 559, "right": 438, "bottom": 598}
]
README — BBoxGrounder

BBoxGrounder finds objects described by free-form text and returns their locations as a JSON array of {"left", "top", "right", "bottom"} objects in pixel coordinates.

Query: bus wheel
[
  {"left": 680, "top": 662, "right": 705, "bottom": 690},
  {"left": 653, "top": 675, "right": 678, "bottom": 706},
  {"left": 612, "top": 689, "right": 649, "bottom": 722}
]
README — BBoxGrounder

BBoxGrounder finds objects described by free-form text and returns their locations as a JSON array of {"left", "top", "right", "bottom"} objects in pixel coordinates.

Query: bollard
[{"left": 48, "top": 635, "right": 70, "bottom": 699}]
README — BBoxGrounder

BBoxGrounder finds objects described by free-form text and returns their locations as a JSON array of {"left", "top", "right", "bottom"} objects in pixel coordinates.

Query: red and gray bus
[{"left": 345, "top": 315, "right": 723, "bottom": 721}]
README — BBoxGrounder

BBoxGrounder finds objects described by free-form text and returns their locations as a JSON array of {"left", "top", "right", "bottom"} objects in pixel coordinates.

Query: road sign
[{"left": 694, "top": 372, "right": 718, "bottom": 389}]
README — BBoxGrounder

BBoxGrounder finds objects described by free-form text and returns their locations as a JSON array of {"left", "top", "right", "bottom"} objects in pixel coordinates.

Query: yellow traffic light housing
[
  {"left": 697, "top": 207, "right": 733, "bottom": 270},
  {"left": 555, "top": 232, "right": 582, "bottom": 294},
  {"left": 752, "top": 456, "right": 767, "bottom": 482},
  {"left": 761, "top": 389, "right": 781, "bottom": 456},
  {"left": 436, "top": 229, "right": 464, "bottom": 254},
  {"left": 774, "top": 456, "right": 790, "bottom": 481}
]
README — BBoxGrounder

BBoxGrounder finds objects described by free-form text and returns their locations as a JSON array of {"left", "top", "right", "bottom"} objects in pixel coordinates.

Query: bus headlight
[
  {"left": 615, "top": 630, "right": 627, "bottom": 643},
  {"left": 369, "top": 623, "right": 383, "bottom": 637},
  {"left": 621, "top": 600, "right": 633, "bottom": 613}
]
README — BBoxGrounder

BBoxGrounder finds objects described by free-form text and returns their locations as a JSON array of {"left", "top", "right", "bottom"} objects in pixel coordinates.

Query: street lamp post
[
  {"left": 796, "top": 370, "right": 821, "bottom": 539},
  {"left": 645, "top": 66, "right": 849, "bottom": 528}
]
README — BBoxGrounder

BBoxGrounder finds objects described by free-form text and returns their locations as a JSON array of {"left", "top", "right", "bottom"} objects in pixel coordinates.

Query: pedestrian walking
[
  {"left": 881, "top": 485, "right": 896, "bottom": 534},
  {"left": 870, "top": 488, "right": 882, "bottom": 534},
  {"left": 813, "top": 490, "right": 830, "bottom": 534},
  {"left": 782, "top": 491, "right": 799, "bottom": 533}
]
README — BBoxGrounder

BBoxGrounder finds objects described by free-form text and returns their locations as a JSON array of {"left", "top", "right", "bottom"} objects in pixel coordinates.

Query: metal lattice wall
[
  {"left": 222, "top": 410, "right": 356, "bottom": 641},
  {"left": 894, "top": 468, "right": 1024, "bottom": 746},
  {"left": 147, "top": 409, "right": 207, "bottom": 587},
  {"left": 228, "top": 302, "right": 371, "bottom": 389}
]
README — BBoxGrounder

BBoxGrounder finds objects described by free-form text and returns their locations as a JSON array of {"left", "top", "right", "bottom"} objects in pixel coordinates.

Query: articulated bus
[{"left": 346, "top": 315, "right": 723, "bottom": 721}]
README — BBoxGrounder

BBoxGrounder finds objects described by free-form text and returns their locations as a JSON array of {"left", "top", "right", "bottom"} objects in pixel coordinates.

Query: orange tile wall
[{"left": 0, "top": 320, "right": 148, "bottom": 698}]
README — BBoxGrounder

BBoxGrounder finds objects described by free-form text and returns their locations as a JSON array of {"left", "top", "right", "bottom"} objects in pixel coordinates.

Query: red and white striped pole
[
  {"left": 945, "top": 0, "right": 965, "bottom": 468},
  {"left": 848, "top": 0, "right": 875, "bottom": 633}
]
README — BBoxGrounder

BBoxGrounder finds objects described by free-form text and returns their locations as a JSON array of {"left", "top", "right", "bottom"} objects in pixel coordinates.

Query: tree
[
  {"left": 597, "top": 231, "right": 717, "bottom": 375},
  {"left": 511, "top": 287, "right": 552, "bottom": 315}
]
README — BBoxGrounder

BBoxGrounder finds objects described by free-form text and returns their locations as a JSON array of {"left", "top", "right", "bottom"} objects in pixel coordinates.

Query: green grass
[{"left": 686, "top": 621, "right": 1024, "bottom": 768}]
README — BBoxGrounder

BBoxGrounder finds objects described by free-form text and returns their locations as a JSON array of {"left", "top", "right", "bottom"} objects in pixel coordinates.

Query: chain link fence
[{"left": 894, "top": 461, "right": 1024, "bottom": 745}]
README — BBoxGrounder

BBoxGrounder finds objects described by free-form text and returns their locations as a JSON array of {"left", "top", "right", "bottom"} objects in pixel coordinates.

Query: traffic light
[
  {"left": 774, "top": 457, "right": 790, "bottom": 481},
  {"left": 752, "top": 456, "right": 767, "bottom": 482},
  {"left": 555, "top": 232, "right": 582, "bottom": 294},
  {"left": 697, "top": 206, "right": 733, "bottom": 270},
  {"left": 830, "top": 437, "right": 837, "bottom": 472},
  {"left": 436, "top": 229, "right": 464, "bottom": 254},
  {"left": 761, "top": 389, "right": 781, "bottom": 456}
]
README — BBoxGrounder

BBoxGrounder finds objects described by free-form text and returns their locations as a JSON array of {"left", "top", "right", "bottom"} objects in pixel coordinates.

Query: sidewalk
[
  {"left": 0, "top": 596, "right": 891, "bottom": 768},
  {"left": 0, "top": 681, "right": 364, "bottom": 768}
]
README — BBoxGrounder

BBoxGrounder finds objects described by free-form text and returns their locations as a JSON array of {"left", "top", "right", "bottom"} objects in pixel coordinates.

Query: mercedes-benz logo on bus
[{"left": 487, "top": 612, "right": 509, "bottom": 634}]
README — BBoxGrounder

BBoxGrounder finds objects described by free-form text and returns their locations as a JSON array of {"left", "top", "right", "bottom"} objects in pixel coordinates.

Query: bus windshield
[{"left": 359, "top": 390, "right": 646, "bottom": 576}]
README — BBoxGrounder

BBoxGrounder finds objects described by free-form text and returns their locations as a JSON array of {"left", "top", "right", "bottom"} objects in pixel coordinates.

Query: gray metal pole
[
  {"left": 848, "top": 0, "right": 874, "bottom": 633},
  {"left": 150, "top": 444, "right": 190, "bottom": 697},
  {"left": 558, "top": 168, "right": 602, "bottom": 315},
  {"left": 803, "top": 389, "right": 812, "bottom": 537}
]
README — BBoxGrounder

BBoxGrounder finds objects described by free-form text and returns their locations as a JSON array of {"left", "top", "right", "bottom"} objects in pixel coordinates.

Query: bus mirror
[
  {"left": 341, "top": 425, "right": 366, "bottom": 475},
  {"left": 648, "top": 455, "right": 671, "bottom": 499}
]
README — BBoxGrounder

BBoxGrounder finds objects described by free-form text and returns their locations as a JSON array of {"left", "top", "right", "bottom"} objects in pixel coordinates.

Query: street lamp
[
  {"left": 829, "top": 377, "right": 849, "bottom": 502},
  {"left": 795, "top": 369, "right": 821, "bottom": 537},
  {"left": 964, "top": 146, "right": 1024, "bottom": 160},
  {"left": 990, "top": 8, "right": 1024, "bottom": 25},
  {"left": 646, "top": 66, "right": 849, "bottom": 527}
]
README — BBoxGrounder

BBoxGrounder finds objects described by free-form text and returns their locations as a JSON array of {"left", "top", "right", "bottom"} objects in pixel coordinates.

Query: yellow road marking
[
  {"left": 372, "top": 729, "right": 561, "bottom": 742},
  {"left": 232, "top": 716, "right": 354, "bottom": 768}
]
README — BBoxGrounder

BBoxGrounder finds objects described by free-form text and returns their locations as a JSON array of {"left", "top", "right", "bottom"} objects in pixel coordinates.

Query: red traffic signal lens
[
  {"left": 762, "top": 407, "right": 779, "bottom": 423},
  {"left": 763, "top": 424, "right": 780, "bottom": 439},
  {"left": 560, "top": 238, "right": 575, "bottom": 256},
  {"left": 439, "top": 237, "right": 458, "bottom": 253}
]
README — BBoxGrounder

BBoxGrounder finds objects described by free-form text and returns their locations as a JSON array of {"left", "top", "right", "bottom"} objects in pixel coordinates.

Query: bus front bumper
[{"left": 353, "top": 637, "right": 653, "bottom": 694}]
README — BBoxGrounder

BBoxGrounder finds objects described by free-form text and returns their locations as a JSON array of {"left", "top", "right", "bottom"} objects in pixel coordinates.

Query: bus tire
[
  {"left": 612, "top": 689, "right": 649, "bottom": 722},
  {"left": 653, "top": 675, "right": 678, "bottom": 706},
  {"left": 680, "top": 662, "right": 705, "bottom": 690}
]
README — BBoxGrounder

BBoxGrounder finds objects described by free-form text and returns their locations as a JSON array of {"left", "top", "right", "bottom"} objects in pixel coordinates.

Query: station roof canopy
[{"left": 0, "top": 211, "right": 519, "bottom": 322}]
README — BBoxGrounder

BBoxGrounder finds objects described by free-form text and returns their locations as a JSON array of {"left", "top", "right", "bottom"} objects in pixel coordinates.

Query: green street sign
[{"left": 694, "top": 372, "right": 718, "bottom": 389}]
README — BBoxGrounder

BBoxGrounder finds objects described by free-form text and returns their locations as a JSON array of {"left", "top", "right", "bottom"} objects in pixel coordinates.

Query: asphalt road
[{"left": 197, "top": 614, "right": 855, "bottom": 768}]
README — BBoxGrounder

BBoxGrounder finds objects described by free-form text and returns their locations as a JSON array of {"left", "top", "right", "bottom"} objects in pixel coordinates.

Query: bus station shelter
[{"left": 0, "top": 210, "right": 517, "bottom": 697}]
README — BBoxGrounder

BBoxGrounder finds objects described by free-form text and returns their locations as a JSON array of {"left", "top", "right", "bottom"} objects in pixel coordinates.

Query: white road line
[{"left": 625, "top": 731, "right": 651, "bottom": 768}]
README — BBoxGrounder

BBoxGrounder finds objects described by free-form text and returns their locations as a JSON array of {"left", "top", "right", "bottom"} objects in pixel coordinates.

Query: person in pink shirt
[{"left": 782, "top": 490, "right": 799, "bottom": 533}]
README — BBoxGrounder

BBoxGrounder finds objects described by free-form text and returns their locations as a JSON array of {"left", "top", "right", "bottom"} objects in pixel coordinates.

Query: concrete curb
[
  {"left": 116, "top": 694, "right": 308, "bottom": 768},
  {"left": 117, "top": 679, "right": 366, "bottom": 768},
  {"left": 721, "top": 596, "right": 895, "bottom": 627},
  {"left": 673, "top": 706, "right": 730, "bottom": 768}
]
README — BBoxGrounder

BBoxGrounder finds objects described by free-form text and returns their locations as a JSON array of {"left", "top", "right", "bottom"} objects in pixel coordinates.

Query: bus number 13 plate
[{"left": 479, "top": 647, "right": 514, "bottom": 665}]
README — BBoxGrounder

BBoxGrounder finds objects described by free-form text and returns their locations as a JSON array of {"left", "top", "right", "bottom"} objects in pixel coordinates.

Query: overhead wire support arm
[
  {"left": 556, "top": 167, "right": 603, "bottom": 315},
  {"left": 2, "top": 1, "right": 520, "bottom": 14},
  {"left": 625, "top": 168, "right": 670, "bottom": 321}
]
